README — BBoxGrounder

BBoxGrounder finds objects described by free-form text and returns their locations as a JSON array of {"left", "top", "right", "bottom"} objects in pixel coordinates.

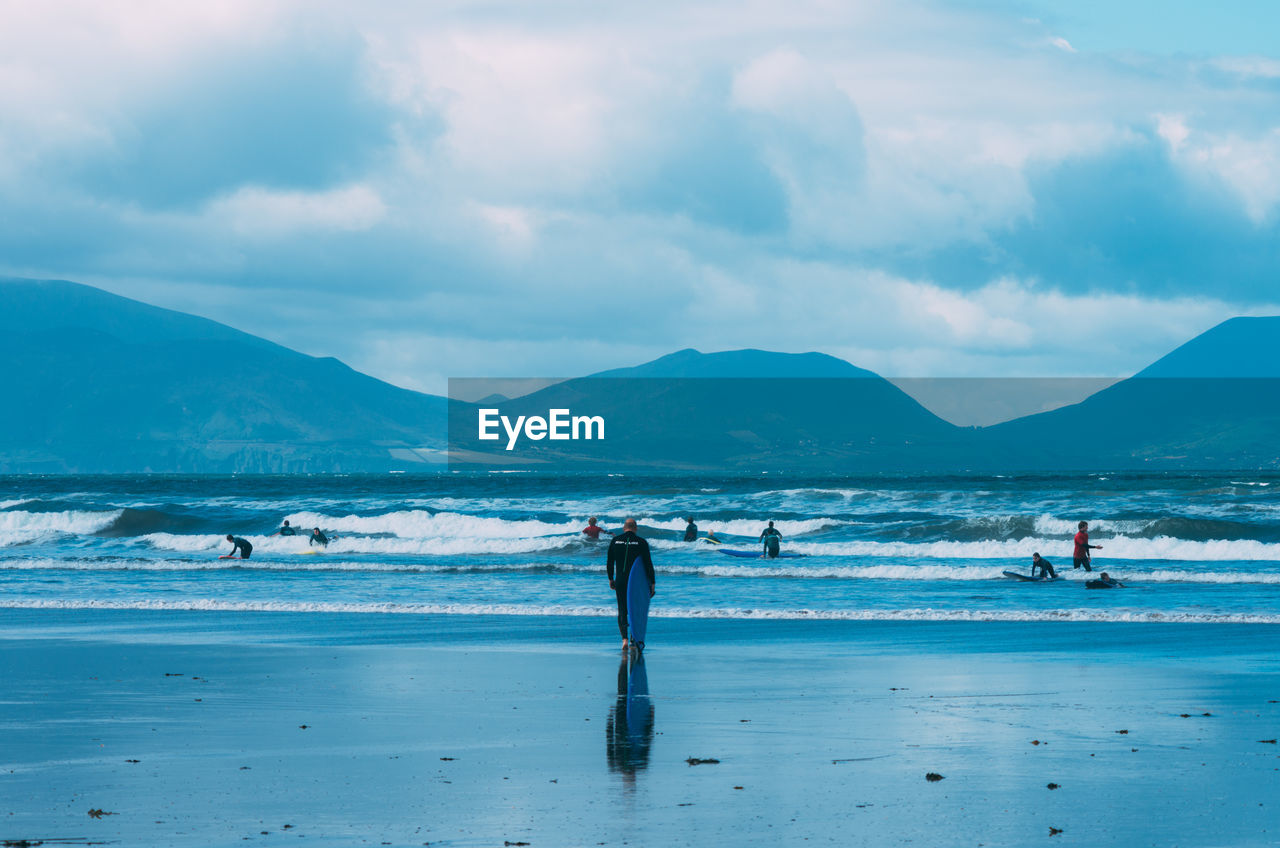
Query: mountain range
[{"left": 2, "top": 276, "right": 1277, "bottom": 472}]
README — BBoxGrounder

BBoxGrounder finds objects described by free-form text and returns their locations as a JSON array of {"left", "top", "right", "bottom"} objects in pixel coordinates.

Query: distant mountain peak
[
  {"left": 589, "top": 347, "right": 878, "bottom": 379},
  {"left": 1137, "top": 315, "right": 1280, "bottom": 378}
]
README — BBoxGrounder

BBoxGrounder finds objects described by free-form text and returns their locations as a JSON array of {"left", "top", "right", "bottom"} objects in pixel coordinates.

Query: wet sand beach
[{"left": 2, "top": 611, "right": 1278, "bottom": 846}]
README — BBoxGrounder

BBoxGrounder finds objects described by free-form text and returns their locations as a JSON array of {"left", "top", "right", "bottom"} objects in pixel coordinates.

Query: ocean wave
[
  {"left": 785, "top": 536, "right": 1280, "bottom": 562},
  {"left": 140, "top": 531, "right": 594, "bottom": 556},
  {"left": 7, "top": 557, "right": 1280, "bottom": 584},
  {"left": 638, "top": 516, "right": 840, "bottom": 536},
  {"left": 284, "top": 510, "right": 582, "bottom": 539},
  {"left": 3, "top": 597, "right": 1278, "bottom": 624},
  {"left": 0, "top": 509, "right": 123, "bottom": 546}
]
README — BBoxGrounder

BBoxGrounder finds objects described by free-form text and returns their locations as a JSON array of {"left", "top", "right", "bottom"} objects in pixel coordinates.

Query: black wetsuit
[
  {"left": 1032, "top": 558, "right": 1056, "bottom": 579},
  {"left": 229, "top": 537, "right": 253, "bottom": 559},
  {"left": 606, "top": 531, "right": 656, "bottom": 640},
  {"left": 683, "top": 522, "right": 698, "bottom": 542},
  {"left": 278, "top": 525, "right": 296, "bottom": 536},
  {"left": 310, "top": 530, "right": 329, "bottom": 547},
  {"left": 760, "top": 527, "right": 782, "bottom": 558}
]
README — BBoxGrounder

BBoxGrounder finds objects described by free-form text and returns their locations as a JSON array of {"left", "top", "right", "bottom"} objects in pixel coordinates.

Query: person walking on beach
[
  {"left": 1073, "top": 521, "right": 1102, "bottom": 572},
  {"left": 607, "top": 518, "right": 656, "bottom": 650},
  {"left": 225, "top": 534, "right": 253, "bottom": 559},
  {"left": 760, "top": 520, "right": 782, "bottom": 558},
  {"left": 1031, "top": 552, "right": 1056, "bottom": 579},
  {"left": 683, "top": 517, "right": 698, "bottom": 542},
  {"left": 272, "top": 520, "right": 296, "bottom": 537},
  {"left": 582, "top": 517, "right": 608, "bottom": 540},
  {"left": 309, "top": 527, "right": 330, "bottom": 548}
]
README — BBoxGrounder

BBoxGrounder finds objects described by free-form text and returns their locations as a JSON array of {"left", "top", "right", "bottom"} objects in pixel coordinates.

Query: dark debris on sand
[
  {"left": 686, "top": 757, "right": 720, "bottom": 765},
  {"left": 925, "top": 772, "right": 945, "bottom": 782},
  {"left": 1049, "top": 826, "right": 1063, "bottom": 836},
  {"left": 1046, "top": 783, "right": 1060, "bottom": 790},
  {"left": 86, "top": 808, "right": 115, "bottom": 819}
]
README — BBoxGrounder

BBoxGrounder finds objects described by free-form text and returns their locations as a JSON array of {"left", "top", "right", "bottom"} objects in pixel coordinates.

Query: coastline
[{"left": 4, "top": 610, "right": 1278, "bottom": 846}]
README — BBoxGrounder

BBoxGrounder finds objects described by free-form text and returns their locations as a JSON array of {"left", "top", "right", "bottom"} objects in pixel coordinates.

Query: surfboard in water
[
  {"left": 626, "top": 557, "right": 650, "bottom": 650},
  {"left": 1002, "top": 571, "right": 1059, "bottom": 581},
  {"left": 718, "top": 548, "right": 805, "bottom": 558}
]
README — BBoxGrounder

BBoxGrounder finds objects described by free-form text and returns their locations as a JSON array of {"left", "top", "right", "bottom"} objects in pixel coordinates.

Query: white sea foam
[
  {"left": 0, "top": 509, "right": 123, "bottom": 546},
  {"left": 285, "top": 510, "right": 581, "bottom": 539},
  {"left": 639, "top": 516, "right": 838, "bottom": 536},
  {"left": 141, "top": 532, "right": 584, "bottom": 556},
  {"left": 785, "top": 536, "right": 1280, "bottom": 562},
  {"left": 3, "top": 597, "right": 1277, "bottom": 623},
  {"left": 0, "top": 499, "right": 33, "bottom": 510},
  {"left": 7, "top": 557, "right": 1280, "bottom": 584}
]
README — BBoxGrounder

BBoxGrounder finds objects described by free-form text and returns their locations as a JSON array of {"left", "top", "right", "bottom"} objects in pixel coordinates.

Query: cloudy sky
[{"left": 2, "top": 0, "right": 1278, "bottom": 393}]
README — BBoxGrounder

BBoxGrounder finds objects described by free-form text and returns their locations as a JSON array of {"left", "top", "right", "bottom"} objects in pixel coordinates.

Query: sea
[{"left": 2, "top": 472, "right": 1279, "bottom": 626}]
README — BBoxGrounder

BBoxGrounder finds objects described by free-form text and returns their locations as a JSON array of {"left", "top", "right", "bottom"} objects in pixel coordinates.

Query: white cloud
[
  {"left": 1158, "top": 116, "right": 1280, "bottom": 223},
  {"left": 208, "top": 185, "right": 387, "bottom": 237}
]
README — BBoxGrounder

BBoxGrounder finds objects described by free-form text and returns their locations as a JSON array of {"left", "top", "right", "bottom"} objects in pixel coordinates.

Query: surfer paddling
[
  {"left": 1073, "top": 521, "right": 1102, "bottom": 572},
  {"left": 607, "top": 518, "right": 656, "bottom": 651},
  {"left": 1031, "top": 552, "right": 1056, "bottom": 579}
]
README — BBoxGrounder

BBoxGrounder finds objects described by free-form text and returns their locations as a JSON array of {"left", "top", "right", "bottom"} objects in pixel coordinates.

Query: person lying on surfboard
[
  {"left": 309, "top": 527, "right": 330, "bottom": 548},
  {"left": 1031, "top": 552, "right": 1056, "bottom": 579},
  {"left": 759, "top": 521, "right": 782, "bottom": 558},
  {"left": 606, "top": 518, "right": 656, "bottom": 651},
  {"left": 224, "top": 535, "right": 253, "bottom": 559},
  {"left": 272, "top": 520, "right": 297, "bottom": 537}
]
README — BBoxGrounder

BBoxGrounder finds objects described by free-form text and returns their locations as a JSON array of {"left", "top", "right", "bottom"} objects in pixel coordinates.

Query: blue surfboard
[
  {"left": 718, "top": 548, "right": 805, "bottom": 559},
  {"left": 626, "top": 556, "right": 650, "bottom": 650}
]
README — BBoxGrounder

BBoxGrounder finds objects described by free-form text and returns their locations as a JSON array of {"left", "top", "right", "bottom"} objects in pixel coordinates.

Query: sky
[{"left": 2, "top": 0, "right": 1279, "bottom": 394}]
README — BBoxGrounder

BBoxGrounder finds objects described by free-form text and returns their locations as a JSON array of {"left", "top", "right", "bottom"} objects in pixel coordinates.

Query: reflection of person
[
  {"left": 225, "top": 535, "right": 252, "bottom": 559},
  {"left": 760, "top": 521, "right": 782, "bottom": 558},
  {"left": 1073, "top": 521, "right": 1102, "bottom": 572},
  {"left": 582, "top": 517, "right": 607, "bottom": 540},
  {"left": 606, "top": 519, "right": 656, "bottom": 651},
  {"left": 606, "top": 657, "right": 654, "bottom": 783},
  {"left": 272, "top": 520, "right": 296, "bottom": 537},
  {"left": 1031, "top": 552, "right": 1056, "bottom": 579},
  {"left": 683, "top": 518, "right": 698, "bottom": 542}
]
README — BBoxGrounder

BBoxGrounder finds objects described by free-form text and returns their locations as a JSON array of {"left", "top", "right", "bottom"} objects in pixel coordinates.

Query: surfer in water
[
  {"left": 760, "top": 521, "right": 782, "bottom": 558},
  {"left": 225, "top": 535, "right": 253, "bottom": 559},
  {"left": 683, "top": 517, "right": 698, "bottom": 542},
  {"left": 1073, "top": 521, "right": 1102, "bottom": 572},
  {"left": 309, "top": 527, "right": 330, "bottom": 548},
  {"left": 272, "top": 520, "right": 296, "bottom": 537},
  {"left": 1091, "top": 572, "right": 1125, "bottom": 588},
  {"left": 1031, "top": 552, "right": 1056, "bottom": 579},
  {"left": 582, "top": 516, "right": 608, "bottom": 540},
  {"left": 607, "top": 518, "right": 656, "bottom": 650}
]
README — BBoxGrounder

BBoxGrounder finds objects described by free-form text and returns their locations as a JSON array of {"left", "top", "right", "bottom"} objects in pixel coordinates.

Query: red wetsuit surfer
[
  {"left": 582, "top": 517, "right": 608, "bottom": 539},
  {"left": 1073, "top": 520, "right": 1102, "bottom": 571}
]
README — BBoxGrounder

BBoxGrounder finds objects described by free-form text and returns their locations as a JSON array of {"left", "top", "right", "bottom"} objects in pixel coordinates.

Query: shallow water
[{"left": 3, "top": 472, "right": 1280, "bottom": 623}]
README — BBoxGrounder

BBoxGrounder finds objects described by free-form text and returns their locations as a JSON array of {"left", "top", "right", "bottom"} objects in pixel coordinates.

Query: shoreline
[{"left": 5, "top": 610, "right": 1279, "bottom": 845}]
